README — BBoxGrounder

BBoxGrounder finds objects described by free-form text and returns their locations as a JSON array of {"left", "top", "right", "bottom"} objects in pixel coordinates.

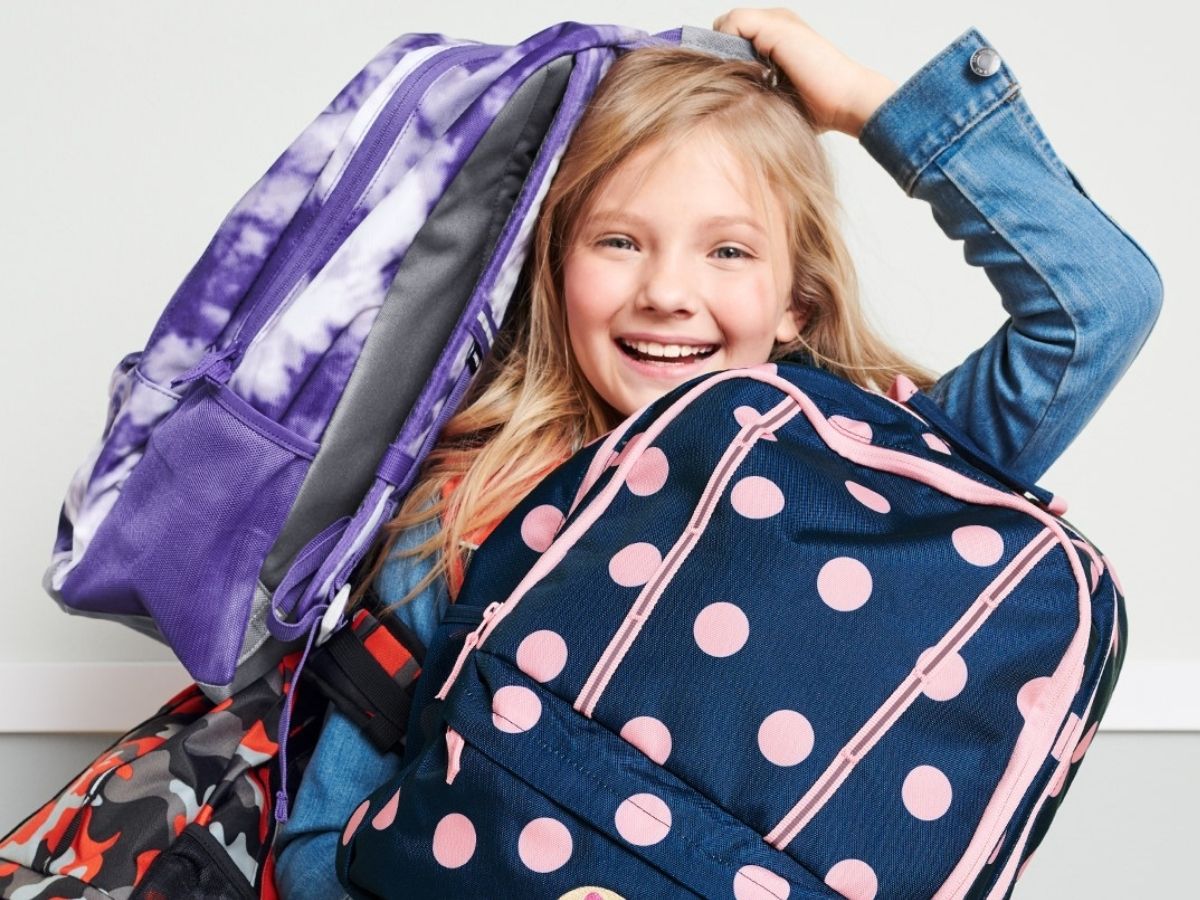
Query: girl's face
[{"left": 563, "top": 130, "right": 803, "bottom": 422}]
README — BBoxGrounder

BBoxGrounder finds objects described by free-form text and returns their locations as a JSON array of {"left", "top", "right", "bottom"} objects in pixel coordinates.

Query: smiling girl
[{"left": 274, "top": 9, "right": 1161, "bottom": 896}]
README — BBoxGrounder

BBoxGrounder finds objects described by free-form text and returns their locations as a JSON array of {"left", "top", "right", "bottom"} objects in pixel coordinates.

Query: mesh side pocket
[{"left": 60, "top": 377, "right": 319, "bottom": 688}]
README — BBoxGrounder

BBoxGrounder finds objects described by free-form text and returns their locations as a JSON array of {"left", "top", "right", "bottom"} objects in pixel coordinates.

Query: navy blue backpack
[{"left": 336, "top": 358, "right": 1125, "bottom": 899}]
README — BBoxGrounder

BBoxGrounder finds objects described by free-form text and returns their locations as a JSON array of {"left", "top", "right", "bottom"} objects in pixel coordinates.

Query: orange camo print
[
  {"left": 0, "top": 633, "right": 329, "bottom": 897},
  {"left": 134, "top": 849, "right": 159, "bottom": 882},
  {"left": 54, "top": 805, "right": 120, "bottom": 881}
]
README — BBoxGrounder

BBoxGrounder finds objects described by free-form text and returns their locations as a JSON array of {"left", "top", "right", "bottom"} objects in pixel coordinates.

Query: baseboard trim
[{"left": 0, "top": 658, "right": 1194, "bottom": 733}]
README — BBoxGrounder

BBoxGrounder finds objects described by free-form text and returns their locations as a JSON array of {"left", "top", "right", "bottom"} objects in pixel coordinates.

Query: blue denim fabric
[
  {"left": 857, "top": 28, "right": 1163, "bottom": 484},
  {"left": 272, "top": 25, "right": 1162, "bottom": 898}
]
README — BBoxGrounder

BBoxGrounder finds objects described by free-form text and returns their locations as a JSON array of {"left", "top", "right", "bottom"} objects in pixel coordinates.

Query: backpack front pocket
[{"left": 342, "top": 651, "right": 839, "bottom": 899}]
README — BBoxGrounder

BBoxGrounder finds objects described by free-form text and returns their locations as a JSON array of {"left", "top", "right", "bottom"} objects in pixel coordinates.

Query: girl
[{"left": 275, "top": 9, "right": 1163, "bottom": 897}]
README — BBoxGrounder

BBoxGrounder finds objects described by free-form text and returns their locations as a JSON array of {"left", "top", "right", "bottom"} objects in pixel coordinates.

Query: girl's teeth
[{"left": 619, "top": 338, "right": 715, "bottom": 361}]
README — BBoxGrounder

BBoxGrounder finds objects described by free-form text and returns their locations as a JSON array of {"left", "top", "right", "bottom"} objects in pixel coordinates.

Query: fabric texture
[{"left": 273, "top": 25, "right": 1161, "bottom": 898}]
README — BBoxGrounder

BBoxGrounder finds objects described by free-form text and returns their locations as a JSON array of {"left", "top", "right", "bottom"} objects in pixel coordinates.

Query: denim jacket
[{"left": 273, "top": 26, "right": 1163, "bottom": 899}]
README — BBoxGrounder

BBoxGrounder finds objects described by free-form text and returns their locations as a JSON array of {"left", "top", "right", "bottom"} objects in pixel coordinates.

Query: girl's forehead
[
  {"left": 578, "top": 135, "right": 781, "bottom": 243},
  {"left": 590, "top": 130, "right": 771, "bottom": 217}
]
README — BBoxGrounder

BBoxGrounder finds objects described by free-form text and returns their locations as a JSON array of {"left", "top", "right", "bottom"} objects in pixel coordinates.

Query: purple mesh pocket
[{"left": 58, "top": 376, "right": 319, "bottom": 687}]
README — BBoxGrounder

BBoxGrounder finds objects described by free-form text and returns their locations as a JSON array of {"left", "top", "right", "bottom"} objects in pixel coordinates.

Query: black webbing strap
[{"left": 304, "top": 587, "right": 426, "bottom": 755}]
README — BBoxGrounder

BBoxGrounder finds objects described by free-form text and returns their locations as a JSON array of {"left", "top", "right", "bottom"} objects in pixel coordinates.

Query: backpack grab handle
[{"left": 888, "top": 374, "right": 1068, "bottom": 516}]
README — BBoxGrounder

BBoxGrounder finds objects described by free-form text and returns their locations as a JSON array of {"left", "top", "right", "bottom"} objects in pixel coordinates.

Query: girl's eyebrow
[{"left": 586, "top": 209, "right": 766, "bottom": 235}]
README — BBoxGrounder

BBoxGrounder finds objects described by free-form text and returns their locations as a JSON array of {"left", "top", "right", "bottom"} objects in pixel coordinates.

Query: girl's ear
[{"left": 775, "top": 304, "right": 807, "bottom": 344}]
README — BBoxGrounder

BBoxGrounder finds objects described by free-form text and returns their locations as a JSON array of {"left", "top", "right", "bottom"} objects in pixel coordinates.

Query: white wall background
[{"left": 1, "top": 1, "right": 1193, "bottom": 896}]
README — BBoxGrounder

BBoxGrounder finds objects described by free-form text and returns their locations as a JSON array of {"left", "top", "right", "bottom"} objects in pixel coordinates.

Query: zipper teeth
[
  {"left": 435, "top": 368, "right": 1091, "bottom": 754},
  {"left": 228, "top": 42, "right": 492, "bottom": 360},
  {"left": 52, "top": 765, "right": 117, "bottom": 857}
]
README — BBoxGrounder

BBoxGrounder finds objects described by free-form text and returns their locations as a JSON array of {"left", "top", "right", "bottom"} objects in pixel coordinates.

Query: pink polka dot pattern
[
  {"left": 693, "top": 602, "right": 750, "bottom": 657},
  {"left": 614, "top": 793, "right": 672, "bottom": 845},
  {"left": 845, "top": 480, "right": 890, "bottom": 514},
  {"left": 830, "top": 415, "right": 873, "bottom": 443},
  {"left": 902, "top": 764, "right": 953, "bottom": 820},
  {"left": 1016, "top": 676, "right": 1052, "bottom": 721},
  {"left": 516, "top": 630, "right": 568, "bottom": 683},
  {"left": 951, "top": 525, "right": 1004, "bottom": 566},
  {"left": 521, "top": 504, "right": 564, "bottom": 553},
  {"left": 734, "top": 405, "right": 777, "bottom": 441},
  {"left": 824, "top": 858, "right": 878, "bottom": 900},
  {"left": 518, "top": 817, "right": 573, "bottom": 873},
  {"left": 730, "top": 475, "right": 785, "bottom": 519},
  {"left": 734, "top": 864, "right": 791, "bottom": 900},
  {"left": 757, "top": 709, "right": 815, "bottom": 767},
  {"left": 627, "top": 446, "right": 669, "bottom": 496},
  {"left": 922, "top": 433, "right": 952, "bottom": 454},
  {"left": 492, "top": 685, "right": 542, "bottom": 734},
  {"left": 817, "top": 557, "right": 873, "bottom": 612},
  {"left": 371, "top": 788, "right": 401, "bottom": 830},
  {"left": 608, "top": 542, "right": 662, "bottom": 587},
  {"left": 915, "top": 647, "right": 968, "bottom": 701},
  {"left": 1070, "top": 721, "right": 1099, "bottom": 764},
  {"left": 432, "top": 812, "right": 476, "bottom": 868},
  {"left": 342, "top": 799, "right": 370, "bottom": 846},
  {"left": 620, "top": 716, "right": 672, "bottom": 765}
]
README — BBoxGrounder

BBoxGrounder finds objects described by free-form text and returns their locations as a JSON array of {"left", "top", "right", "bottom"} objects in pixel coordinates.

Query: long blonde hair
[{"left": 350, "top": 43, "right": 941, "bottom": 616}]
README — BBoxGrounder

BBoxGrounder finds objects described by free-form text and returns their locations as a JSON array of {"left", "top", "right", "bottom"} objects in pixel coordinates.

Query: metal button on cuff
[{"left": 970, "top": 47, "right": 1002, "bottom": 77}]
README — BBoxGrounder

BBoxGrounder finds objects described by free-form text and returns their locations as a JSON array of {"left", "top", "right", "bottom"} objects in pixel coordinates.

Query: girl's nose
[{"left": 637, "top": 250, "right": 700, "bottom": 316}]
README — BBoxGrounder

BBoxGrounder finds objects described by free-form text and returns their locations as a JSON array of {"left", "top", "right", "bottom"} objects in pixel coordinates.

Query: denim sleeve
[
  {"left": 274, "top": 502, "right": 449, "bottom": 898},
  {"left": 857, "top": 26, "right": 1164, "bottom": 484}
]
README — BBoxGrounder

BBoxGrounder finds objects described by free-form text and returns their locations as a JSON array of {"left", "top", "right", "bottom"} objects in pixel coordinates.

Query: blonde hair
[{"left": 350, "top": 44, "right": 941, "bottom": 616}]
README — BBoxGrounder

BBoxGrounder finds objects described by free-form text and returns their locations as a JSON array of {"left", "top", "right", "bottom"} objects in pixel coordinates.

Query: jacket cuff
[{"left": 858, "top": 26, "right": 1021, "bottom": 196}]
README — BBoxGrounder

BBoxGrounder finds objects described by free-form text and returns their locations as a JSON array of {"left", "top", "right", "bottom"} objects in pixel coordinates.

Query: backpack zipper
[
  {"left": 50, "top": 765, "right": 119, "bottom": 859},
  {"left": 174, "top": 42, "right": 499, "bottom": 385}
]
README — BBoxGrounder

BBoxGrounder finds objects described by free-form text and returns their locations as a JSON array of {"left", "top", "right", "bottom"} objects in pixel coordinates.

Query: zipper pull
[
  {"left": 435, "top": 601, "right": 502, "bottom": 702},
  {"left": 445, "top": 726, "right": 466, "bottom": 784},
  {"left": 170, "top": 341, "right": 242, "bottom": 389}
]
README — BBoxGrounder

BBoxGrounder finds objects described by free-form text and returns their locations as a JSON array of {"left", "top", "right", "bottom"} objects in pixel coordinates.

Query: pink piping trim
[
  {"left": 764, "top": 528, "right": 1059, "bottom": 849},
  {"left": 981, "top": 589, "right": 1117, "bottom": 899},
  {"left": 1070, "top": 538, "right": 1105, "bottom": 588},
  {"left": 569, "top": 415, "right": 643, "bottom": 520},
  {"left": 432, "top": 370, "right": 761, "bottom": 704},
  {"left": 574, "top": 398, "right": 801, "bottom": 717},
  {"left": 729, "top": 373, "right": 1093, "bottom": 881},
  {"left": 429, "top": 369, "right": 1094, "bottom": 871}
]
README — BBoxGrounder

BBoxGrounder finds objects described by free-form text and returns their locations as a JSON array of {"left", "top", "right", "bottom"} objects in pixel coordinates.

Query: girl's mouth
[{"left": 614, "top": 338, "right": 718, "bottom": 380}]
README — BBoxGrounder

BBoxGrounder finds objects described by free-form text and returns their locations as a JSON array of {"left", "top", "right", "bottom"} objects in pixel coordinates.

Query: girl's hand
[{"left": 711, "top": 7, "right": 896, "bottom": 137}]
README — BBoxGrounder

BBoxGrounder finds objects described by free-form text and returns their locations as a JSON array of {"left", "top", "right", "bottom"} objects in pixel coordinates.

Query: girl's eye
[
  {"left": 599, "top": 236, "right": 635, "bottom": 250},
  {"left": 598, "top": 238, "right": 750, "bottom": 260}
]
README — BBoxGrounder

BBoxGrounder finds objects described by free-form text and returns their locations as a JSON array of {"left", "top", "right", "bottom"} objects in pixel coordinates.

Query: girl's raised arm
[{"left": 718, "top": 10, "right": 1164, "bottom": 483}]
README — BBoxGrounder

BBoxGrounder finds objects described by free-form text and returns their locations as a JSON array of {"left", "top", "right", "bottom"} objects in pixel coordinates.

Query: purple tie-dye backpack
[
  {"left": 337, "top": 360, "right": 1125, "bottom": 900},
  {"left": 42, "top": 22, "right": 764, "bottom": 700}
]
